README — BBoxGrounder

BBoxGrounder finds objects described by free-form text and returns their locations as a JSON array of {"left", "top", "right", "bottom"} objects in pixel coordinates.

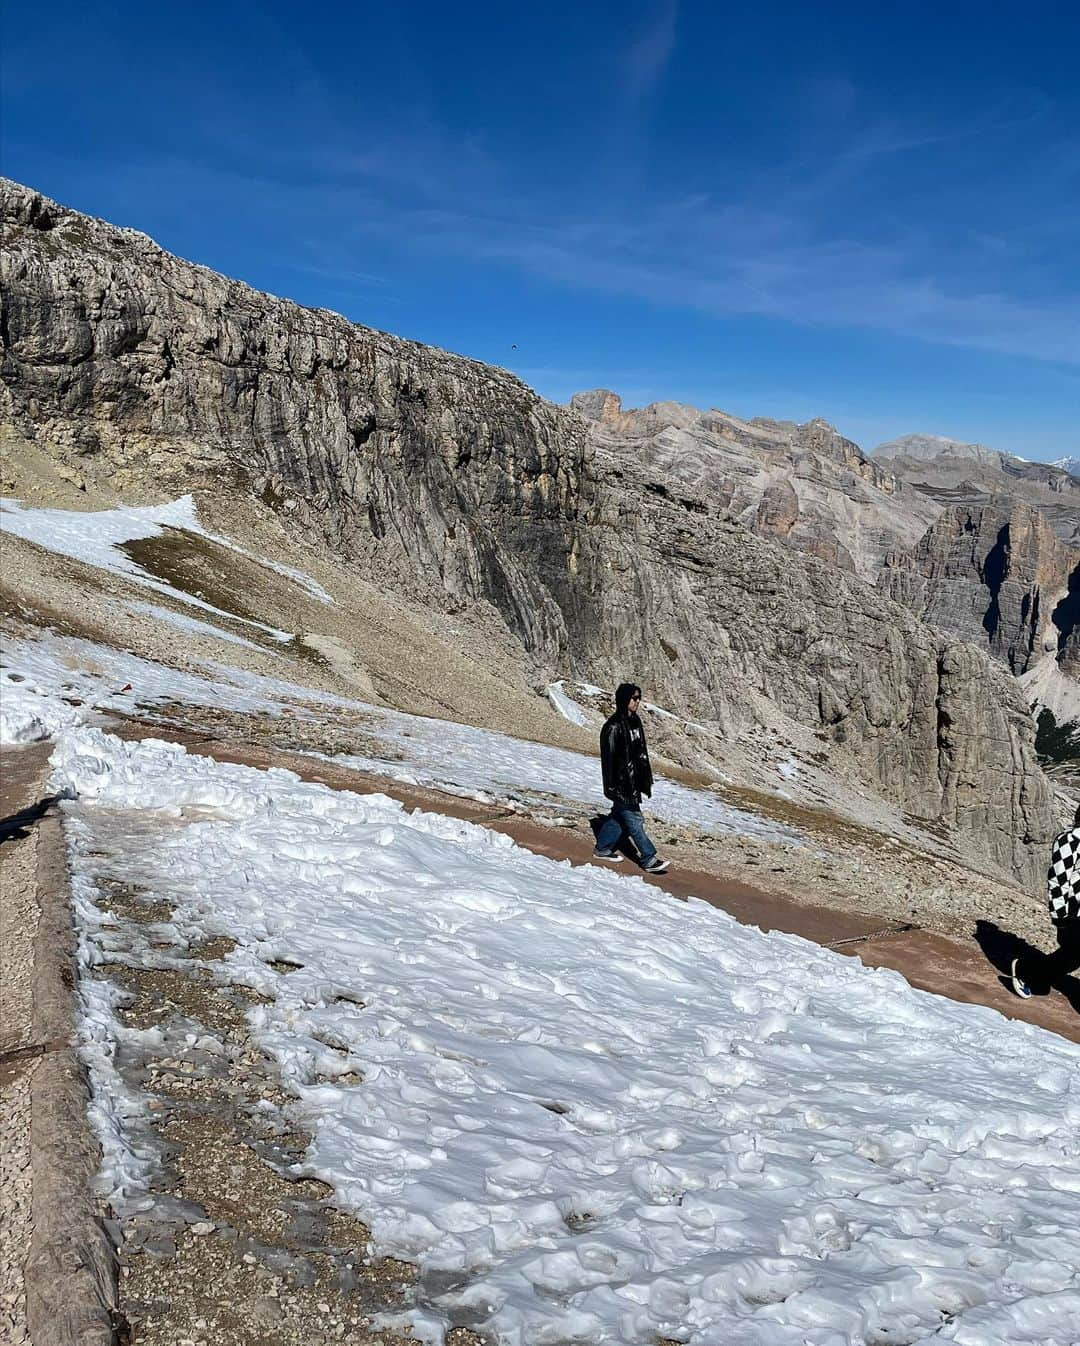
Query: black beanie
[{"left": 615, "top": 682, "right": 642, "bottom": 713}]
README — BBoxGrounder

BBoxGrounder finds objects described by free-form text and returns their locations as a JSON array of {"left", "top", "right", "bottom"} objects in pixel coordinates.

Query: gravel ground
[
  {"left": 0, "top": 1067, "right": 33, "bottom": 1346},
  {"left": 1, "top": 791, "right": 41, "bottom": 1048},
  {"left": 0, "top": 743, "right": 50, "bottom": 1346},
  {"left": 78, "top": 810, "right": 485, "bottom": 1345}
]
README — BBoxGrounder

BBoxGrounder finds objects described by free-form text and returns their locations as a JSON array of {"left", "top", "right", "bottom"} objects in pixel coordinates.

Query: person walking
[
  {"left": 593, "top": 682, "right": 669, "bottom": 874},
  {"left": 1010, "top": 806, "right": 1080, "bottom": 1000}
]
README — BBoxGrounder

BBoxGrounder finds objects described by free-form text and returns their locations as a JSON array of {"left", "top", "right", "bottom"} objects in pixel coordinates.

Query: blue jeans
[{"left": 596, "top": 800, "right": 657, "bottom": 863}]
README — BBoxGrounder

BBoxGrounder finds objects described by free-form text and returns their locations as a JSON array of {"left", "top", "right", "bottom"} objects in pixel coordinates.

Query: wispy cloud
[
  {"left": 327, "top": 154, "right": 1080, "bottom": 367},
  {"left": 622, "top": 0, "right": 679, "bottom": 105},
  {"left": 49, "top": 81, "right": 1077, "bottom": 371},
  {"left": 291, "top": 259, "right": 390, "bottom": 288}
]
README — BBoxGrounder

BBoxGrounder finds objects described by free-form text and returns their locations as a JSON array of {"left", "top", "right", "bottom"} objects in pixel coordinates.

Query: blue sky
[{"left": 2, "top": 1, "right": 1078, "bottom": 459}]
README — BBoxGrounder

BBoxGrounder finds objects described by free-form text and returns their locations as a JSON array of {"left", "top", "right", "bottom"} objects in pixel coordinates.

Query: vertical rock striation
[{"left": 879, "top": 503, "right": 1080, "bottom": 675}]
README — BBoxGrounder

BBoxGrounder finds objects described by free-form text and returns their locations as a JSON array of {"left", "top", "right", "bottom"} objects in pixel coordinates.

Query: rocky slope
[
  {"left": 878, "top": 502, "right": 1079, "bottom": 677},
  {"left": 572, "top": 390, "right": 940, "bottom": 580},
  {"left": 873, "top": 434, "right": 1080, "bottom": 546},
  {"left": 873, "top": 440, "right": 1079, "bottom": 766},
  {"left": 0, "top": 178, "right": 1058, "bottom": 886}
]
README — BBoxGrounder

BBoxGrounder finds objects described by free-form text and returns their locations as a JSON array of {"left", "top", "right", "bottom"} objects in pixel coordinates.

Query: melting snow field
[
  {"left": 1, "top": 627, "right": 796, "bottom": 843},
  {"left": 53, "top": 728, "right": 1080, "bottom": 1346},
  {"left": 332, "top": 706, "right": 798, "bottom": 844},
  {"left": 0, "top": 629, "right": 363, "bottom": 742},
  {"left": 0, "top": 493, "right": 332, "bottom": 630}
]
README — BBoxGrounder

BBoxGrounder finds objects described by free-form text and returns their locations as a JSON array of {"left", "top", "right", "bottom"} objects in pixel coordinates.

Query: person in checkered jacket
[{"left": 1010, "top": 806, "right": 1080, "bottom": 1000}]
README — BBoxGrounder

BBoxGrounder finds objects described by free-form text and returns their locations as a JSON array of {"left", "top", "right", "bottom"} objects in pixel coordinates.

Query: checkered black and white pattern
[{"left": 1046, "top": 825, "right": 1080, "bottom": 923}]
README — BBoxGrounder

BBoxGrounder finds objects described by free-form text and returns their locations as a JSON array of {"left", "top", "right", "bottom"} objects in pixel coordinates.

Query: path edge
[{"left": 25, "top": 809, "right": 119, "bottom": 1346}]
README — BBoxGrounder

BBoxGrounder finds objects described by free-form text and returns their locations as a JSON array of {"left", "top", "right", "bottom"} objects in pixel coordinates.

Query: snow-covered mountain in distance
[{"left": 1051, "top": 455, "right": 1080, "bottom": 478}]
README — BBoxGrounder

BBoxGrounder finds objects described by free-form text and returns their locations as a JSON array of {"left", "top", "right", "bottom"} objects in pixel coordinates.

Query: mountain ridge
[
  {"left": 874, "top": 432, "right": 1078, "bottom": 477},
  {"left": 0, "top": 177, "right": 1059, "bottom": 887},
  {"left": 870, "top": 432, "right": 1080, "bottom": 547},
  {"left": 570, "top": 388, "right": 940, "bottom": 580}
]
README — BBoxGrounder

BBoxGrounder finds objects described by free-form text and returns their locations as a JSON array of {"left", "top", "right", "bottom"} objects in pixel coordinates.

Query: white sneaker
[{"left": 1009, "top": 957, "right": 1032, "bottom": 999}]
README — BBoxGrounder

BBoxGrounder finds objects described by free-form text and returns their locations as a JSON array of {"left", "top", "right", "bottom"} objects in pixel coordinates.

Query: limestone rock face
[
  {"left": 0, "top": 179, "right": 1056, "bottom": 886},
  {"left": 874, "top": 434, "right": 1004, "bottom": 471},
  {"left": 571, "top": 390, "right": 940, "bottom": 581},
  {"left": 878, "top": 503, "right": 1080, "bottom": 677},
  {"left": 873, "top": 435, "right": 1080, "bottom": 547}
]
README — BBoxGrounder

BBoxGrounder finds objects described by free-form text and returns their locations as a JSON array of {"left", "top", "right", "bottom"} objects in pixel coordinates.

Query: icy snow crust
[
  {"left": 1, "top": 628, "right": 796, "bottom": 843},
  {"left": 334, "top": 706, "right": 798, "bottom": 844},
  {"left": 53, "top": 728, "right": 1080, "bottom": 1346},
  {"left": 0, "top": 671, "right": 82, "bottom": 743}
]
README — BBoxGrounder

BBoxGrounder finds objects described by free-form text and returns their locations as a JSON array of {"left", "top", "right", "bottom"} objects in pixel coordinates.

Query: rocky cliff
[
  {"left": 877, "top": 499, "right": 1079, "bottom": 776},
  {"left": 873, "top": 434, "right": 1080, "bottom": 547},
  {"left": 0, "top": 178, "right": 1056, "bottom": 886},
  {"left": 572, "top": 390, "right": 941, "bottom": 580},
  {"left": 878, "top": 502, "right": 1079, "bottom": 676}
]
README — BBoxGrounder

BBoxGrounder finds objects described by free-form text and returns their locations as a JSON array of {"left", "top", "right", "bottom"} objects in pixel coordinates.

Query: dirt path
[
  {"left": 3, "top": 742, "right": 124, "bottom": 1345},
  {"left": 0, "top": 742, "right": 50, "bottom": 1346},
  {"left": 113, "top": 722, "right": 1080, "bottom": 1044}
]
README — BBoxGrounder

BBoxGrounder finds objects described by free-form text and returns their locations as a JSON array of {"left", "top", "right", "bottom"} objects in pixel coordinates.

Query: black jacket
[{"left": 601, "top": 688, "right": 654, "bottom": 805}]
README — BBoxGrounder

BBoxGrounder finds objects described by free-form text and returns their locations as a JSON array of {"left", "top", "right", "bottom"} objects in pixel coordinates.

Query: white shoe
[{"left": 1009, "top": 958, "right": 1032, "bottom": 999}]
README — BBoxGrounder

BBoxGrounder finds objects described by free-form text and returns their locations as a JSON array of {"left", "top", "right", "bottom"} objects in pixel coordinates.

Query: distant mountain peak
[
  {"left": 570, "top": 389, "right": 701, "bottom": 435},
  {"left": 872, "top": 434, "right": 1003, "bottom": 470},
  {"left": 570, "top": 389, "right": 849, "bottom": 444},
  {"left": 870, "top": 432, "right": 1079, "bottom": 548},
  {"left": 873, "top": 433, "right": 1079, "bottom": 478}
]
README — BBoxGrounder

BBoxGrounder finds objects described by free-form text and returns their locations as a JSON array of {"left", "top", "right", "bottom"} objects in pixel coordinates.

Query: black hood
[{"left": 614, "top": 682, "right": 642, "bottom": 714}]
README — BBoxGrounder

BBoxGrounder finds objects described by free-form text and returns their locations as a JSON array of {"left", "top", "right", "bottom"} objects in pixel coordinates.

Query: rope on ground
[{"left": 825, "top": 922, "right": 919, "bottom": 949}]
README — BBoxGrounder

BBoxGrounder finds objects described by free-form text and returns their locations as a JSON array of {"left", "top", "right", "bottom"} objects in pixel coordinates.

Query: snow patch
[
  {"left": 0, "top": 495, "right": 327, "bottom": 638},
  {"left": 331, "top": 705, "right": 798, "bottom": 843},
  {"left": 52, "top": 727, "right": 1080, "bottom": 1346},
  {"left": 0, "top": 629, "right": 367, "bottom": 730},
  {"left": 3, "top": 622, "right": 798, "bottom": 842},
  {"left": 546, "top": 680, "right": 590, "bottom": 727},
  {"left": 250, "top": 555, "right": 334, "bottom": 605},
  {"left": 119, "top": 600, "right": 272, "bottom": 652}
]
